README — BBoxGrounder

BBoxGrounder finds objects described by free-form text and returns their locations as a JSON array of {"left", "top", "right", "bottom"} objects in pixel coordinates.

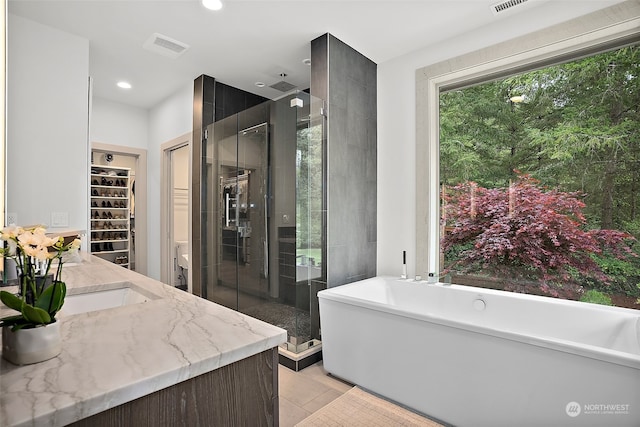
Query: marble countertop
[{"left": 0, "top": 253, "right": 287, "bottom": 427}]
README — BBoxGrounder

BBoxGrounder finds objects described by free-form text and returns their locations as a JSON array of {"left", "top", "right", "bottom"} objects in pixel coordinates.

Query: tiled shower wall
[{"left": 311, "top": 34, "right": 377, "bottom": 288}]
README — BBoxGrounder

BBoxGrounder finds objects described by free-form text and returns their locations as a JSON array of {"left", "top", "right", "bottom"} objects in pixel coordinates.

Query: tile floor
[{"left": 279, "top": 361, "right": 354, "bottom": 427}]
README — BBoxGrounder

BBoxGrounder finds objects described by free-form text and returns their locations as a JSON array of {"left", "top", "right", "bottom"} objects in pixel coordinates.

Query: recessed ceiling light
[
  {"left": 117, "top": 81, "right": 132, "bottom": 89},
  {"left": 202, "top": 0, "right": 223, "bottom": 11},
  {"left": 255, "top": 82, "right": 265, "bottom": 88},
  {"left": 302, "top": 58, "right": 312, "bottom": 66}
]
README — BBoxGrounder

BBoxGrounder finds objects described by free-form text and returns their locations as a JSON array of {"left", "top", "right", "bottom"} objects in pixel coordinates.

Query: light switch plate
[
  {"left": 6, "top": 212, "right": 17, "bottom": 225},
  {"left": 51, "top": 212, "right": 69, "bottom": 227}
]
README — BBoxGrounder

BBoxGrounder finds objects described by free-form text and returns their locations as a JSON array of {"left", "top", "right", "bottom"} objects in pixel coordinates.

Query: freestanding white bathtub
[{"left": 318, "top": 276, "right": 640, "bottom": 427}]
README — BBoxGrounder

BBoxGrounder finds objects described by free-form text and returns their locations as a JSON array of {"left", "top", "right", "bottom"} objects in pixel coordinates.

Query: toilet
[{"left": 175, "top": 241, "right": 189, "bottom": 289}]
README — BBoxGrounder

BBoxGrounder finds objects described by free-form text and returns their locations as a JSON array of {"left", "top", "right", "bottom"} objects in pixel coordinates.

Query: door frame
[
  {"left": 161, "top": 133, "right": 191, "bottom": 288},
  {"left": 92, "top": 142, "right": 148, "bottom": 275}
]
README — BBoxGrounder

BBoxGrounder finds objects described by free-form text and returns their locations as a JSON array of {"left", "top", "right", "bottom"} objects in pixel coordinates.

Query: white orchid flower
[
  {"left": 69, "top": 239, "right": 82, "bottom": 251},
  {"left": 1, "top": 225, "right": 24, "bottom": 241},
  {"left": 5, "top": 239, "right": 18, "bottom": 256}
]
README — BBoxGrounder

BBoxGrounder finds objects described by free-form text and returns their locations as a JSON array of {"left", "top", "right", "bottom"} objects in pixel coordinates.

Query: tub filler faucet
[
  {"left": 427, "top": 272, "right": 452, "bottom": 285},
  {"left": 401, "top": 250, "right": 407, "bottom": 279}
]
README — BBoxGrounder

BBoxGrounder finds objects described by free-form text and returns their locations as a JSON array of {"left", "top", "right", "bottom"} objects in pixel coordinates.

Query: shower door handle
[
  {"left": 225, "top": 193, "right": 230, "bottom": 227},
  {"left": 263, "top": 193, "right": 268, "bottom": 277}
]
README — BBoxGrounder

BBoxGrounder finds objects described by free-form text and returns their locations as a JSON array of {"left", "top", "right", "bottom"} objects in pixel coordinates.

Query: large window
[
  {"left": 439, "top": 45, "right": 639, "bottom": 310},
  {"left": 416, "top": 3, "right": 640, "bottom": 310}
]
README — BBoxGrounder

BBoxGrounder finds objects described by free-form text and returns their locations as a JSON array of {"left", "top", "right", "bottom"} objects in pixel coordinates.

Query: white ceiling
[{"left": 7, "top": 0, "right": 624, "bottom": 109}]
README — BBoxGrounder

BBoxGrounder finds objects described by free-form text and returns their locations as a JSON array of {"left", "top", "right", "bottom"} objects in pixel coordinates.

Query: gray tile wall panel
[{"left": 311, "top": 34, "right": 377, "bottom": 289}]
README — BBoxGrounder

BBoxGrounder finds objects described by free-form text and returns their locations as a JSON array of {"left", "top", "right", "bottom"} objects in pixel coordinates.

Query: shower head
[{"left": 269, "top": 72, "right": 297, "bottom": 92}]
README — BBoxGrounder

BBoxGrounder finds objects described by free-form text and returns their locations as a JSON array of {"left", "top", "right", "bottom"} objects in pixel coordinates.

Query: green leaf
[
  {"left": 0, "top": 291, "right": 24, "bottom": 312},
  {"left": 0, "top": 315, "right": 33, "bottom": 331},
  {"left": 11, "top": 322, "right": 32, "bottom": 331},
  {"left": 0, "top": 314, "right": 26, "bottom": 327},
  {"left": 36, "top": 281, "right": 66, "bottom": 315},
  {"left": 22, "top": 304, "right": 51, "bottom": 325}
]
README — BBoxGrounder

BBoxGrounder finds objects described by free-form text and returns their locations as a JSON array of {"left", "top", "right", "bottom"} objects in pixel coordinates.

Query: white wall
[
  {"left": 376, "top": 1, "right": 624, "bottom": 278},
  {"left": 89, "top": 81, "right": 192, "bottom": 280},
  {"left": 7, "top": 14, "right": 89, "bottom": 233},
  {"left": 91, "top": 98, "right": 148, "bottom": 149},
  {"left": 147, "top": 84, "right": 193, "bottom": 280},
  {"left": 90, "top": 85, "right": 191, "bottom": 280}
]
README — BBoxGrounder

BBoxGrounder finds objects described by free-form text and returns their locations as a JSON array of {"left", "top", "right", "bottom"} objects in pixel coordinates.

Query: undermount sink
[{"left": 62, "top": 282, "right": 159, "bottom": 316}]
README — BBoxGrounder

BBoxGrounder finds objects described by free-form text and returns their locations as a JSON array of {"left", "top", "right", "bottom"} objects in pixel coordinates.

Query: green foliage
[
  {"left": 0, "top": 282, "right": 66, "bottom": 330},
  {"left": 296, "top": 124, "right": 323, "bottom": 252},
  {"left": 1, "top": 226, "right": 78, "bottom": 330},
  {"left": 440, "top": 44, "right": 640, "bottom": 306},
  {"left": 35, "top": 281, "right": 67, "bottom": 315},
  {"left": 442, "top": 175, "right": 636, "bottom": 298},
  {"left": 0, "top": 291, "right": 23, "bottom": 312},
  {"left": 589, "top": 252, "right": 640, "bottom": 297},
  {"left": 22, "top": 304, "right": 52, "bottom": 325},
  {"left": 580, "top": 289, "right": 613, "bottom": 306},
  {"left": 440, "top": 44, "right": 640, "bottom": 228}
]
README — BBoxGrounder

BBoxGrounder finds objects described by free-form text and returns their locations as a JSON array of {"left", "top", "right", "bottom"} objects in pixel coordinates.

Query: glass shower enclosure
[{"left": 202, "top": 92, "right": 325, "bottom": 355}]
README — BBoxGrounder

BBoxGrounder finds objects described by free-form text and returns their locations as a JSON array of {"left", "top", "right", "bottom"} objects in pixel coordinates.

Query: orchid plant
[{"left": 0, "top": 225, "right": 81, "bottom": 331}]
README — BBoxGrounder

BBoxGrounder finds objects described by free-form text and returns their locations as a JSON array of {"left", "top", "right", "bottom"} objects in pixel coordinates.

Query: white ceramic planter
[{"left": 2, "top": 322, "right": 61, "bottom": 365}]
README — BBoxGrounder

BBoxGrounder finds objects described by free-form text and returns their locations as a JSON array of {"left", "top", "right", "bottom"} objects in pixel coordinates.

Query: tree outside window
[{"left": 439, "top": 44, "right": 640, "bottom": 309}]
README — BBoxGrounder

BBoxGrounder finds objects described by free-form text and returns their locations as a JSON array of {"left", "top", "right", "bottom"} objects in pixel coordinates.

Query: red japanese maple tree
[{"left": 441, "top": 174, "right": 635, "bottom": 297}]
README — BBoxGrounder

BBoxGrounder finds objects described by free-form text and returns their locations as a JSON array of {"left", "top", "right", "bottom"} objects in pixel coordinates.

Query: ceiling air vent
[
  {"left": 491, "top": 0, "right": 529, "bottom": 15},
  {"left": 143, "top": 33, "right": 189, "bottom": 59}
]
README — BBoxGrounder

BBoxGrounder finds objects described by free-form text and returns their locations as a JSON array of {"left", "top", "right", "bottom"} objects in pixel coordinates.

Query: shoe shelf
[{"left": 90, "top": 164, "right": 131, "bottom": 269}]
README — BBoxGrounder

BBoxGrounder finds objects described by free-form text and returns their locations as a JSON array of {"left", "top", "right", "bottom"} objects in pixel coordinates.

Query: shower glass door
[
  {"left": 202, "top": 93, "right": 325, "bottom": 355},
  {"left": 236, "top": 119, "right": 270, "bottom": 312},
  {"left": 205, "top": 102, "right": 270, "bottom": 311}
]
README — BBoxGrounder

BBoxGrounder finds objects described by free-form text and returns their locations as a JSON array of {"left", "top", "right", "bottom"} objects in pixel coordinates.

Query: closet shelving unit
[{"left": 90, "top": 165, "right": 131, "bottom": 268}]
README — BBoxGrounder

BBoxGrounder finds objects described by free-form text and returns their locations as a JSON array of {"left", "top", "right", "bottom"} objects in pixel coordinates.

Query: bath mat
[{"left": 295, "top": 386, "right": 444, "bottom": 427}]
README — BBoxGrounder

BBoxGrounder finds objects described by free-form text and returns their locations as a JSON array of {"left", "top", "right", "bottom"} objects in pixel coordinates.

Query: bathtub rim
[{"left": 318, "top": 277, "right": 640, "bottom": 370}]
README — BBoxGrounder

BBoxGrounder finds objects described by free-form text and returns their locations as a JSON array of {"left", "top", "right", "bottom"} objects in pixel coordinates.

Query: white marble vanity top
[{"left": 0, "top": 253, "right": 287, "bottom": 427}]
